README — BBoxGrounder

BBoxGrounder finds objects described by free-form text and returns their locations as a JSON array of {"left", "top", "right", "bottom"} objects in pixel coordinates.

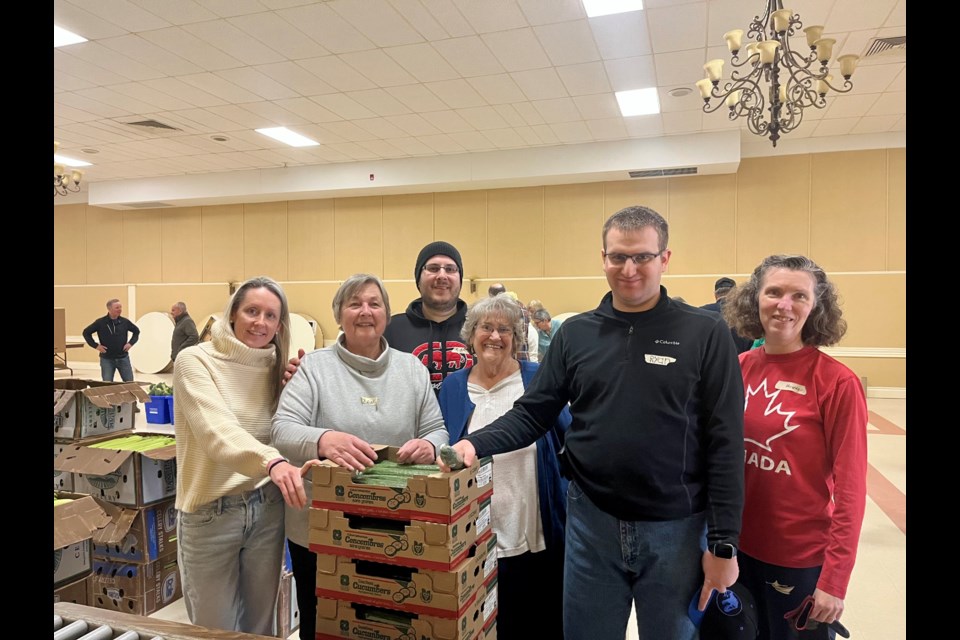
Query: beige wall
[{"left": 54, "top": 149, "right": 906, "bottom": 388}]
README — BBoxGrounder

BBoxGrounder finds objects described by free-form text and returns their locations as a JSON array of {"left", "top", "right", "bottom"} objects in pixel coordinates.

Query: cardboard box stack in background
[
  {"left": 54, "top": 379, "right": 149, "bottom": 443},
  {"left": 308, "top": 446, "right": 498, "bottom": 640},
  {"left": 54, "top": 494, "right": 111, "bottom": 600}
]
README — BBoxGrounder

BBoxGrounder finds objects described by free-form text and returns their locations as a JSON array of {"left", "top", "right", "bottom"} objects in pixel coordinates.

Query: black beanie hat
[{"left": 415, "top": 241, "right": 464, "bottom": 291}]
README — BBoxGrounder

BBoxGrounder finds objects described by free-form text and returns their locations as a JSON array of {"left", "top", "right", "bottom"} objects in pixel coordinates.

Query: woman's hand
[
  {"left": 809, "top": 588, "right": 844, "bottom": 625},
  {"left": 318, "top": 431, "right": 378, "bottom": 472},
  {"left": 269, "top": 459, "right": 322, "bottom": 509},
  {"left": 396, "top": 438, "right": 437, "bottom": 465}
]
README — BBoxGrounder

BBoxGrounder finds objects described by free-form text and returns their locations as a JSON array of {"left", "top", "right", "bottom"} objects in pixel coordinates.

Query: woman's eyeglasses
[{"left": 478, "top": 323, "right": 513, "bottom": 336}]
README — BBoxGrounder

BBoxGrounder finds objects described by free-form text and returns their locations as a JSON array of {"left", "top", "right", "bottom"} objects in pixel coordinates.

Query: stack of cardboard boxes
[{"left": 308, "top": 445, "right": 499, "bottom": 640}]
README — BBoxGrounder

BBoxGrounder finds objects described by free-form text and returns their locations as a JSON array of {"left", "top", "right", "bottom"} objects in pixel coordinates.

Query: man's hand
[
  {"left": 123, "top": 343, "right": 132, "bottom": 352},
  {"left": 696, "top": 550, "right": 739, "bottom": 611},
  {"left": 282, "top": 348, "right": 306, "bottom": 386},
  {"left": 396, "top": 439, "right": 437, "bottom": 465},
  {"left": 436, "top": 441, "right": 477, "bottom": 471},
  {"left": 96, "top": 345, "right": 107, "bottom": 353},
  {"left": 318, "top": 431, "right": 378, "bottom": 472}
]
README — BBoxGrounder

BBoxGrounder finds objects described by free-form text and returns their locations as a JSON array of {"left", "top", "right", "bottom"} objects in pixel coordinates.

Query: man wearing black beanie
[{"left": 383, "top": 240, "right": 473, "bottom": 393}]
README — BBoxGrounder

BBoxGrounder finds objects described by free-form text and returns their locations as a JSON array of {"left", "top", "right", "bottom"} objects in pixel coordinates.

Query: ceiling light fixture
[
  {"left": 695, "top": 0, "right": 858, "bottom": 147},
  {"left": 615, "top": 88, "right": 660, "bottom": 117},
  {"left": 54, "top": 25, "right": 87, "bottom": 47},
  {"left": 54, "top": 141, "right": 86, "bottom": 197},
  {"left": 255, "top": 127, "right": 319, "bottom": 147},
  {"left": 582, "top": 0, "right": 644, "bottom": 18}
]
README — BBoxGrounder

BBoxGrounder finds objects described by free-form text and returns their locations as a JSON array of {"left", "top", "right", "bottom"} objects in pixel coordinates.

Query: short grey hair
[
  {"left": 173, "top": 301, "right": 187, "bottom": 313},
  {"left": 461, "top": 294, "right": 525, "bottom": 358},
  {"left": 332, "top": 274, "right": 391, "bottom": 325},
  {"left": 532, "top": 309, "right": 551, "bottom": 323},
  {"left": 602, "top": 205, "right": 669, "bottom": 252},
  {"left": 106, "top": 298, "right": 120, "bottom": 309}
]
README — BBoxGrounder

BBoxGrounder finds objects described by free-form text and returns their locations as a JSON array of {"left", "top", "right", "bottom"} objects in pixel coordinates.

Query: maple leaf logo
[{"left": 744, "top": 378, "right": 801, "bottom": 452}]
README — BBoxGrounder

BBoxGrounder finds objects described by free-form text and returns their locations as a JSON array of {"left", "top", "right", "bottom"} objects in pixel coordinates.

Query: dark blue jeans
[{"left": 100, "top": 354, "right": 134, "bottom": 381}]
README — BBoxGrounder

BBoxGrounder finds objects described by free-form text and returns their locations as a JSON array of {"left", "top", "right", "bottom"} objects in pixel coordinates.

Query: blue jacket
[{"left": 438, "top": 360, "right": 571, "bottom": 551}]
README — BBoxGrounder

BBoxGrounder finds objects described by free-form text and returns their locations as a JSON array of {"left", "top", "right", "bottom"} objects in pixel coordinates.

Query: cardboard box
[
  {"left": 315, "top": 579, "right": 497, "bottom": 640},
  {"left": 88, "top": 553, "right": 182, "bottom": 616},
  {"left": 312, "top": 445, "right": 494, "bottom": 523},
  {"left": 275, "top": 569, "right": 301, "bottom": 639},
  {"left": 315, "top": 533, "right": 498, "bottom": 618},
  {"left": 55, "top": 442, "right": 74, "bottom": 492},
  {"left": 54, "top": 437, "right": 177, "bottom": 507},
  {"left": 54, "top": 495, "right": 111, "bottom": 587},
  {"left": 92, "top": 497, "right": 178, "bottom": 564},
  {"left": 54, "top": 379, "right": 149, "bottom": 442},
  {"left": 54, "top": 575, "right": 91, "bottom": 606},
  {"left": 309, "top": 497, "right": 492, "bottom": 572}
]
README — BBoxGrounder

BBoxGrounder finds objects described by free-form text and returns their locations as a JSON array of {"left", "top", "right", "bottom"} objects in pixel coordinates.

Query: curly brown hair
[{"left": 723, "top": 255, "right": 847, "bottom": 347}]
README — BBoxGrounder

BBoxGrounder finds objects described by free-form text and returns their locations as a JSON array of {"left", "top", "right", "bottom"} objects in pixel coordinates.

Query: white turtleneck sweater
[
  {"left": 271, "top": 335, "right": 449, "bottom": 548},
  {"left": 173, "top": 318, "right": 284, "bottom": 513}
]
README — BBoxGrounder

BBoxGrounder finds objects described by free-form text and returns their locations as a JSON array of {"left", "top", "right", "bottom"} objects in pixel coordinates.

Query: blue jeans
[
  {"left": 100, "top": 354, "right": 134, "bottom": 381},
  {"left": 564, "top": 480, "right": 705, "bottom": 640},
  {"left": 177, "top": 483, "right": 285, "bottom": 635}
]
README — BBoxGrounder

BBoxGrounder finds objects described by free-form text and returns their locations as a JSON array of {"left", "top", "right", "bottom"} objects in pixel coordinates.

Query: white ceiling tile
[
  {"left": 60, "top": 121, "right": 134, "bottom": 144},
  {"left": 357, "top": 138, "right": 411, "bottom": 158},
  {"left": 53, "top": 102, "right": 101, "bottom": 123},
  {"left": 234, "top": 150, "right": 287, "bottom": 168},
  {"left": 849, "top": 114, "right": 900, "bottom": 134},
  {"left": 886, "top": 66, "right": 905, "bottom": 92},
  {"left": 384, "top": 43, "right": 461, "bottom": 82},
  {"left": 511, "top": 68, "right": 568, "bottom": 100},
  {"left": 237, "top": 101, "right": 310, "bottom": 126},
  {"left": 84, "top": 120, "right": 152, "bottom": 142},
  {"left": 181, "top": 19, "right": 285, "bottom": 66},
  {"left": 841, "top": 29, "right": 879, "bottom": 60},
  {"left": 413, "top": 0, "right": 475, "bottom": 37},
  {"left": 811, "top": 117, "right": 859, "bottom": 137},
  {"left": 277, "top": 3, "right": 376, "bottom": 54},
  {"left": 455, "top": 106, "right": 510, "bottom": 130},
  {"left": 227, "top": 12, "right": 330, "bottom": 60},
  {"left": 705, "top": 0, "right": 759, "bottom": 45},
  {"left": 55, "top": 92, "right": 133, "bottom": 118},
  {"left": 98, "top": 34, "right": 204, "bottom": 76},
  {"left": 885, "top": 0, "right": 906, "bottom": 27},
  {"left": 297, "top": 57, "right": 378, "bottom": 92},
  {"left": 340, "top": 50, "right": 420, "bottom": 87},
  {"left": 647, "top": 3, "right": 707, "bottom": 53},
  {"left": 254, "top": 62, "right": 338, "bottom": 96},
  {"left": 311, "top": 94, "right": 379, "bottom": 120},
  {"left": 655, "top": 49, "right": 711, "bottom": 86},
  {"left": 138, "top": 26, "right": 245, "bottom": 71},
  {"left": 512, "top": 102, "right": 546, "bottom": 125},
  {"left": 448, "top": 131, "right": 499, "bottom": 151},
  {"left": 55, "top": 42, "right": 166, "bottom": 82},
  {"left": 67, "top": 0, "right": 171, "bottom": 31},
  {"left": 586, "top": 117, "right": 629, "bottom": 140},
  {"left": 175, "top": 73, "right": 262, "bottom": 104},
  {"left": 385, "top": 84, "right": 450, "bottom": 111},
  {"left": 274, "top": 97, "right": 345, "bottom": 123},
  {"left": 534, "top": 20, "right": 601, "bottom": 66},
  {"left": 533, "top": 97, "right": 582, "bottom": 123},
  {"left": 453, "top": 0, "right": 529, "bottom": 33},
  {"left": 604, "top": 56, "right": 658, "bottom": 91},
  {"left": 466, "top": 74, "right": 527, "bottom": 104},
  {"left": 345, "top": 89, "right": 413, "bottom": 117},
  {"left": 623, "top": 114, "right": 664, "bottom": 137},
  {"left": 188, "top": 0, "right": 265, "bottom": 19},
  {"left": 325, "top": 142, "right": 380, "bottom": 160},
  {"left": 388, "top": 136, "right": 439, "bottom": 155},
  {"left": 866, "top": 91, "right": 905, "bottom": 116},
  {"left": 106, "top": 82, "right": 196, "bottom": 111},
  {"left": 54, "top": 0, "right": 132, "bottom": 40},
  {"left": 54, "top": 50, "right": 131, "bottom": 86},
  {"left": 418, "top": 133, "right": 467, "bottom": 153},
  {"left": 425, "top": 79, "right": 488, "bottom": 108},
  {"left": 827, "top": 0, "right": 900, "bottom": 33},
  {"left": 658, "top": 86, "right": 703, "bottom": 113},
  {"left": 425, "top": 110, "right": 474, "bottom": 133},
  {"left": 215, "top": 67, "right": 301, "bottom": 100},
  {"left": 354, "top": 117, "right": 409, "bottom": 139},
  {"left": 530, "top": 123, "right": 560, "bottom": 144},
  {"left": 844, "top": 62, "right": 903, "bottom": 93},
  {"left": 206, "top": 104, "right": 278, "bottom": 128},
  {"left": 307, "top": 125, "right": 347, "bottom": 144},
  {"left": 891, "top": 114, "right": 905, "bottom": 130},
  {"left": 481, "top": 28, "right": 553, "bottom": 72},
  {"left": 384, "top": 114, "right": 444, "bottom": 137},
  {"left": 517, "top": 0, "right": 585, "bottom": 25},
  {"left": 387, "top": 0, "right": 451, "bottom": 40},
  {"left": 72, "top": 87, "right": 162, "bottom": 115},
  {"left": 512, "top": 125, "right": 543, "bottom": 145},
  {"left": 662, "top": 110, "right": 702, "bottom": 134},
  {"left": 550, "top": 121, "right": 593, "bottom": 143},
  {"left": 493, "top": 104, "right": 528, "bottom": 127},
  {"left": 589, "top": 10, "right": 653, "bottom": 59},
  {"left": 433, "top": 36, "right": 505, "bottom": 77},
  {"left": 482, "top": 127, "right": 527, "bottom": 149},
  {"left": 328, "top": 0, "right": 425, "bottom": 47},
  {"left": 557, "top": 62, "right": 612, "bottom": 96},
  {"left": 54, "top": 70, "right": 98, "bottom": 93},
  {"left": 823, "top": 93, "right": 880, "bottom": 119},
  {"left": 573, "top": 94, "right": 621, "bottom": 120},
  {"left": 128, "top": 0, "right": 219, "bottom": 25}
]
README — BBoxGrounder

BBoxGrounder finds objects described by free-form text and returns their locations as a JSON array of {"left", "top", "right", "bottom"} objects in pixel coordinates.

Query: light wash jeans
[
  {"left": 100, "top": 354, "right": 134, "bottom": 382},
  {"left": 177, "top": 482, "right": 285, "bottom": 635},
  {"left": 563, "top": 479, "right": 706, "bottom": 640}
]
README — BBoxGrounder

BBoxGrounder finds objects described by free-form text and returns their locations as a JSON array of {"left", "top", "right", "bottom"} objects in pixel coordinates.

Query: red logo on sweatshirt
[{"left": 412, "top": 341, "right": 473, "bottom": 387}]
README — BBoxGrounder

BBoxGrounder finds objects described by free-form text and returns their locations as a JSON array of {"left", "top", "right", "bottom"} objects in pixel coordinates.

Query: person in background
[
  {"left": 701, "top": 277, "right": 754, "bottom": 354},
  {"left": 438, "top": 294, "right": 570, "bottom": 639},
  {"left": 383, "top": 241, "right": 473, "bottom": 393},
  {"left": 504, "top": 290, "right": 538, "bottom": 363},
  {"left": 272, "top": 273, "right": 449, "bottom": 640},
  {"left": 532, "top": 308, "right": 561, "bottom": 360},
  {"left": 83, "top": 299, "right": 140, "bottom": 382},
  {"left": 488, "top": 283, "right": 507, "bottom": 296},
  {"left": 170, "top": 301, "right": 199, "bottom": 362},
  {"left": 439, "top": 205, "right": 745, "bottom": 640},
  {"left": 173, "top": 276, "right": 314, "bottom": 635},
  {"left": 723, "top": 255, "right": 867, "bottom": 639}
]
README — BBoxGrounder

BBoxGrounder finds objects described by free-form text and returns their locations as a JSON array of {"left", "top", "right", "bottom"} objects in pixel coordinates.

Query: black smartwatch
[{"left": 709, "top": 543, "right": 737, "bottom": 559}]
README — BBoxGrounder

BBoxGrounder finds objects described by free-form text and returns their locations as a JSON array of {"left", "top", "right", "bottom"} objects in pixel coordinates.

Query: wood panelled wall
[{"left": 54, "top": 149, "right": 906, "bottom": 388}]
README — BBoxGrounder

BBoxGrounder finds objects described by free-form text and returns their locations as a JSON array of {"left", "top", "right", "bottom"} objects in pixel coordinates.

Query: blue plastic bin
[
  {"left": 145, "top": 395, "right": 171, "bottom": 424},
  {"left": 166, "top": 395, "right": 175, "bottom": 425}
]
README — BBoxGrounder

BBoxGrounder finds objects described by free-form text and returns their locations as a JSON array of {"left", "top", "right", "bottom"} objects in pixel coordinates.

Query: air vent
[
  {"left": 123, "top": 119, "right": 181, "bottom": 131},
  {"left": 629, "top": 167, "right": 698, "bottom": 178},
  {"left": 120, "top": 202, "right": 175, "bottom": 209},
  {"left": 863, "top": 36, "right": 905, "bottom": 58}
]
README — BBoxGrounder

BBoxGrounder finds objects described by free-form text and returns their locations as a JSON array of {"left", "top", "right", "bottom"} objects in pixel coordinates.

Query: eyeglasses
[
  {"left": 603, "top": 251, "right": 663, "bottom": 266},
  {"left": 422, "top": 263, "right": 459, "bottom": 275},
  {"left": 478, "top": 323, "right": 513, "bottom": 336}
]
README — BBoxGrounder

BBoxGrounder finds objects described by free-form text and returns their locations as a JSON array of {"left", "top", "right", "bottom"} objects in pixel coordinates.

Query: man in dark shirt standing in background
[
  {"left": 701, "top": 276, "right": 754, "bottom": 353},
  {"left": 170, "top": 301, "right": 199, "bottom": 363},
  {"left": 83, "top": 298, "right": 140, "bottom": 381}
]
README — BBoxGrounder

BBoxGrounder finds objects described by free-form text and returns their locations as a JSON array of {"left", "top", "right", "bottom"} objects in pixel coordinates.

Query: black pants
[
  {"left": 287, "top": 539, "right": 317, "bottom": 640},
  {"left": 738, "top": 550, "right": 832, "bottom": 640}
]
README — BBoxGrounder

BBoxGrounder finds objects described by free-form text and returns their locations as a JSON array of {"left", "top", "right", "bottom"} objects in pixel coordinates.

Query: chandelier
[
  {"left": 695, "top": 0, "right": 859, "bottom": 147},
  {"left": 54, "top": 141, "right": 83, "bottom": 197}
]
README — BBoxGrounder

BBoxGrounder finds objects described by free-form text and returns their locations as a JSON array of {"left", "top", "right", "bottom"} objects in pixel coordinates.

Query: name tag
[
  {"left": 644, "top": 354, "right": 677, "bottom": 366},
  {"left": 775, "top": 381, "right": 806, "bottom": 395},
  {"left": 360, "top": 396, "right": 379, "bottom": 409}
]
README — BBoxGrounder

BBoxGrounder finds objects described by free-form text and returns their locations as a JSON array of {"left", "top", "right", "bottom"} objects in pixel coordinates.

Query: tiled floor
[{"left": 59, "top": 365, "right": 906, "bottom": 639}]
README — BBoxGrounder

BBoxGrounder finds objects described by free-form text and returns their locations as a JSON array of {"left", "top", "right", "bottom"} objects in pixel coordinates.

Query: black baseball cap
[{"left": 714, "top": 277, "right": 737, "bottom": 293}]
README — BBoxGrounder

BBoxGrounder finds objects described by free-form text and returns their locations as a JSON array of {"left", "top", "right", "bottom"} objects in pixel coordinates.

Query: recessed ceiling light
[
  {"left": 54, "top": 154, "right": 92, "bottom": 167},
  {"left": 669, "top": 87, "right": 693, "bottom": 98},
  {"left": 255, "top": 127, "right": 319, "bottom": 147},
  {"left": 615, "top": 88, "right": 661, "bottom": 117},
  {"left": 54, "top": 25, "right": 87, "bottom": 47},
  {"left": 81, "top": 148, "right": 100, "bottom": 154},
  {"left": 582, "top": 0, "right": 644, "bottom": 18},
  {"left": 210, "top": 135, "right": 230, "bottom": 142}
]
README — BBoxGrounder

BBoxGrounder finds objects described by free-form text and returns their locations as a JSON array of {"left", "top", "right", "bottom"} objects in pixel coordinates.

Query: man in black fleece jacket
[
  {"left": 83, "top": 298, "right": 140, "bottom": 382},
  {"left": 439, "top": 206, "right": 745, "bottom": 640}
]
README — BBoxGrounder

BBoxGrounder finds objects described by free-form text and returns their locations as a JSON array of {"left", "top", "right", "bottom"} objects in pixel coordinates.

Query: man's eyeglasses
[
  {"left": 603, "top": 251, "right": 663, "bottom": 266},
  {"left": 422, "top": 264, "right": 459, "bottom": 275},
  {"left": 478, "top": 323, "right": 513, "bottom": 336}
]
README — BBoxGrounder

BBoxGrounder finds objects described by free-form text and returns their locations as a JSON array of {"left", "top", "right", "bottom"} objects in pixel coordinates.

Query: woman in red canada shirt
[{"left": 724, "top": 255, "right": 868, "bottom": 639}]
